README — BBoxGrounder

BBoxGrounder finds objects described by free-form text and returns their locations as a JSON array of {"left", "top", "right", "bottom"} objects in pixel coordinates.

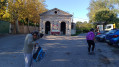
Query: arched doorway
[
  {"left": 61, "top": 22, "right": 66, "bottom": 35},
  {"left": 45, "top": 21, "right": 51, "bottom": 34}
]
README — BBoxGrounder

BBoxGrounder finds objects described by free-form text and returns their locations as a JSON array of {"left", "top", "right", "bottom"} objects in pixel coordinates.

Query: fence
[
  {"left": 19, "top": 25, "right": 39, "bottom": 34},
  {"left": 0, "top": 21, "right": 10, "bottom": 34}
]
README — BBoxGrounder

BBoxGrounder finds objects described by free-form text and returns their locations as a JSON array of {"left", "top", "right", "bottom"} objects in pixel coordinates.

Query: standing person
[
  {"left": 23, "top": 31, "right": 39, "bottom": 67},
  {"left": 86, "top": 28, "right": 95, "bottom": 54},
  {"left": 95, "top": 27, "right": 99, "bottom": 35}
]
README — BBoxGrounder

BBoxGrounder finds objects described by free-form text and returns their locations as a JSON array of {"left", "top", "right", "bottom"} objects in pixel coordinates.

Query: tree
[
  {"left": 8, "top": 0, "right": 23, "bottom": 33},
  {"left": 76, "top": 21, "right": 93, "bottom": 33},
  {"left": 24, "top": 0, "right": 47, "bottom": 32},
  {"left": 94, "top": 9, "right": 117, "bottom": 29},
  {"left": 94, "top": 9, "right": 117, "bottom": 24},
  {"left": 8, "top": 0, "right": 47, "bottom": 33},
  {"left": 0, "top": 0, "right": 9, "bottom": 20},
  {"left": 88, "top": 0, "right": 117, "bottom": 22},
  {"left": 83, "top": 21, "right": 87, "bottom": 23},
  {"left": 25, "top": 0, "right": 47, "bottom": 23},
  {"left": 76, "top": 21, "right": 82, "bottom": 29}
]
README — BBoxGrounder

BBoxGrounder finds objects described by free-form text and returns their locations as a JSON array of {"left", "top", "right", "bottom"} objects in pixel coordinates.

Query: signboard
[{"left": 52, "top": 23, "right": 59, "bottom": 32}]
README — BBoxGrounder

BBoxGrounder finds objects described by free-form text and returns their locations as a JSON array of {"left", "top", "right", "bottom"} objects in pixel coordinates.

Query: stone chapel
[{"left": 39, "top": 8, "right": 76, "bottom": 35}]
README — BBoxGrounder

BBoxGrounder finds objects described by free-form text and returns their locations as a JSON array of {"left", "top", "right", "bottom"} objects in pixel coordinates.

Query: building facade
[{"left": 40, "top": 8, "right": 74, "bottom": 36}]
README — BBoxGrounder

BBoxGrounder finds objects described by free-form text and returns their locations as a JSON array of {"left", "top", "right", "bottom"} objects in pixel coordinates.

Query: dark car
[
  {"left": 96, "top": 31, "right": 108, "bottom": 42},
  {"left": 105, "top": 29, "right": 119, "bottom": 46}
]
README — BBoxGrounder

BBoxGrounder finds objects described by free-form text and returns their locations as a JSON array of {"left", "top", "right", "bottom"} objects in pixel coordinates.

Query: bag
[
  {"left": 86, "top": 32, "right": 94, "bottom": 40},
  {"left": 33, "top": 46, "right": 45, "bottom": 62}
]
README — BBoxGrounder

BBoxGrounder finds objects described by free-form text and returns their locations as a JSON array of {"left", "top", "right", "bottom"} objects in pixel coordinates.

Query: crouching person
[{"left": 23, "top": 32, "right": 38, "bottom": 67}]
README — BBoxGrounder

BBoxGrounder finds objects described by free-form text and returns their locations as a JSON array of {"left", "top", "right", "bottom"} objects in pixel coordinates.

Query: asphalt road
[{"left": 0, "top": 34, "right": 119, "bottom": 67}]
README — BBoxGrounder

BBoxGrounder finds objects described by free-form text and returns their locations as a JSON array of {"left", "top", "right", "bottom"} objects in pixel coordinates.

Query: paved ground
[{"left": 0, "top": 34, "right": 119, "bottom": 67}]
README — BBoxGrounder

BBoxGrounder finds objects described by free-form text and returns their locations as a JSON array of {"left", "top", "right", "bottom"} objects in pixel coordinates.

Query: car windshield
[
  {"left": 106, "top": 26, "right": 111, "bottom": 29},
  {"left": 99, "top": 31, "right": 108, "bottom": 34},
  {"left": 106, "top": 30, "right": 117, "bottom": 34}
]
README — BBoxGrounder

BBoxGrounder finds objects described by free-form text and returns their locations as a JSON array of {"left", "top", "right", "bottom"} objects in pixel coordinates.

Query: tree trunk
[
  {"left": 35, "top": 23, "right": 36, "bottom": 31},
  {"left": 13, "top": 22, "right": 16, "bottom": 34},
  {"left": 15, "top": 19, "right": 19, "bottom": 34},
  {"left": 27, "top": 19, "right": 30, "bottom": 33}
]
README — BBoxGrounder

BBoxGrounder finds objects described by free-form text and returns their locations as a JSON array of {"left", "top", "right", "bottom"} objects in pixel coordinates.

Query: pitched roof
[{"left": 40, "top": 8, "right": 72, "bottom": 16}]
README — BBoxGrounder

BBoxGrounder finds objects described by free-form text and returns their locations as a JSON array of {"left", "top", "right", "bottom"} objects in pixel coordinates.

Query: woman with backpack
[{"left": 86, "top": 28, "right": 95, "bottom": 54}]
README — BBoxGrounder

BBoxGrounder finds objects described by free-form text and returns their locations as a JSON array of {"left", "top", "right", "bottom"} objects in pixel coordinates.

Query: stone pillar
[
  {"left": 65, "top": 21, "right": 68, "bottom": 35},
  {"left": 58, "top": 21, "right": 61, "bottom": 34},
  {"left": 66, "top": 21, "right": 71, "bottom": 36},
  {"left": 68, "top": 21, "right": 71, "bottom": 36},
  {"left": 42, "top": 21, "right": 45, "bottom": 34},
  {"left": 50, "top": 21, "right": 53, "bottom": 34}
]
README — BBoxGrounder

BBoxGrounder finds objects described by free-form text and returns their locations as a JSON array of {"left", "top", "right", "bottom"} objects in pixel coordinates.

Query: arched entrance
[
  {"left": 61, "top": 22, "right": 66, "bottom": 35},
  {"left": 45, "top": 21, "right": 51, "bottom": 34}
]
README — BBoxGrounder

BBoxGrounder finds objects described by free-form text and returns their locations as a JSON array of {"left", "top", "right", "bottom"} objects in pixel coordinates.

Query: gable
[{"left": 40, "top": 8, "right": 72, "bottom": 17}]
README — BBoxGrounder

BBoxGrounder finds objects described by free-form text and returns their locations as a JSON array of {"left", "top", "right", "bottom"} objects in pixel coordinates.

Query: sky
[{"left": 45, "top": 0, "right": 90, "bottom": 23}]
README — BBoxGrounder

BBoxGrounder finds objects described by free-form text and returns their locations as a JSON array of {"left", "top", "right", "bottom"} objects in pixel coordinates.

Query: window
[
  {"left": 107, "top": 26, "right": 111, "bottom": 29},
  {"left": 54, "top": 11, "right": 57, "bottom": 14}
]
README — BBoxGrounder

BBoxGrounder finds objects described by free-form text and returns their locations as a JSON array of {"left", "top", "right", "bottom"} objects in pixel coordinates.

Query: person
[
  {"left": 95, "top": 27, "right": 99, "bottom": 35},
  {"left": 86, "top": 28, "right": 95, "bottom": 54},
  {"left": 23, "top": 31, "right": 39, "bottom": 67}
]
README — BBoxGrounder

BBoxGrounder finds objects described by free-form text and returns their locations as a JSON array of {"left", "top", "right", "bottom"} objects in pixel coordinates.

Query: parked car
[
  {"left": 105, "top": 29, "right": 119, "bottom": 46},
  {"left": 96, "top": 31, "right": 108, "bottom": 42},
  {"left": 95, "top": 30, "right": 107, "bottom": 35}
]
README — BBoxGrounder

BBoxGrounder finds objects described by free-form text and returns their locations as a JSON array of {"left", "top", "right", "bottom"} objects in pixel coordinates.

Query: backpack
[
  {"left": 86, "top": 32, "right": 94, "bottom": 40},
  {"left": 33, "top": 46, "right": 45, "bottom": 62}
]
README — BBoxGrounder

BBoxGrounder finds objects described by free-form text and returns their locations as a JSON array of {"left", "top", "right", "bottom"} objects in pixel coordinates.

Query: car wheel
[{"left": 107, "top": 43, "right": 113, "bottom": 45}]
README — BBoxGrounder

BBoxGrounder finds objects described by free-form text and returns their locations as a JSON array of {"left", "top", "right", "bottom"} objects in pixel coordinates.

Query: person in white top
[{"left": 23, "top": 31, "right": 39, "bottom": 67}]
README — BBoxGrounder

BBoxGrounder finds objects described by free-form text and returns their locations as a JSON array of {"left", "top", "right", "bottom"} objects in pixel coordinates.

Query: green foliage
[
  {"left": 71, "top": 31, "right": 81, "bottom": 36},
  {"left": 76, "top": 21, "right": 94, "bottom": 33},
  {"left": 19, "top": 19, "right": 39, "bottom": 27},
  {"left": 94, "top": 9, "right": 117, "bottom": 24},
  {"left": 114, "top": 18, "right": 119, "bottom": 28},
  {"left": 88, "top": 0, "right": 118, "bottom": 22}
]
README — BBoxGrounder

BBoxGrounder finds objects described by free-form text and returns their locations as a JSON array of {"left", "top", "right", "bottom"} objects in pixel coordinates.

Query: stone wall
[
  {"left": 40, "top": 8, "right": 73, "bottom": 36},
  {"left": 40, "top": 16, "right": 72, "bottom": 35},
  {"left": 19, "top": 25, "right": 39, "bottom": 34}
]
